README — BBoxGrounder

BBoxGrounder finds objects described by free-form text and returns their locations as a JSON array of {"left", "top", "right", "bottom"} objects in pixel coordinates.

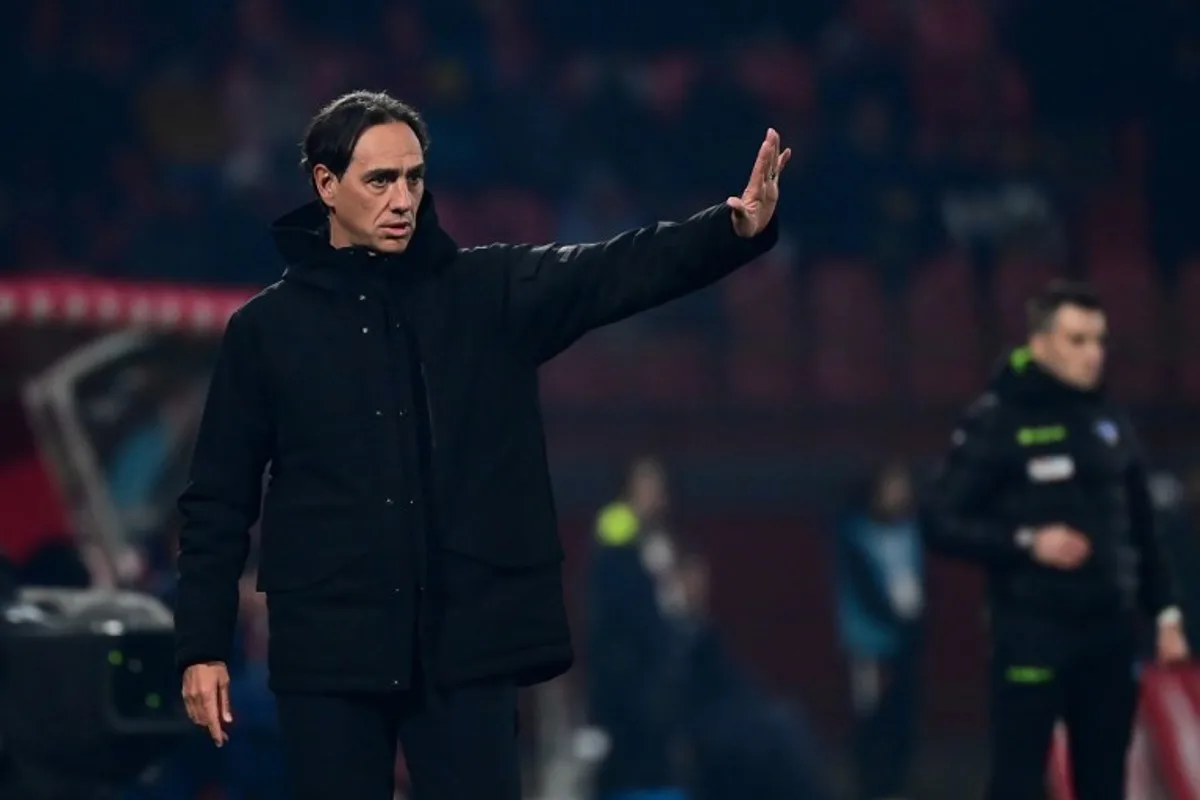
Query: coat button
[
  {"left": 385, "top": 498, "right": 394, "bottom": 506},
  {"left": 375, "top": 410, "right": 383, "bottom": 417},
  {"left": 358, "top": 294, "right": 366, "bottom": 301},
  {"left": 361, "top": 327, "right": 369, "bottom": 334},
  {"left": 408, "top": 499, "right": 415, "bottom": 506},
  {"left": 398, "top": 409, "right": 407, "bottom": 417}
]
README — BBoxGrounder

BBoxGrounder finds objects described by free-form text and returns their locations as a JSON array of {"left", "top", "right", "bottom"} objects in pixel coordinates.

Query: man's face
[
  {"left": 629, "top": 462, "right": 668, "bottom": 519},
  {"left": 1030, "top": 304, "right": 1107, "bottom": 390},
  {"left": 877, "top": 468, "right": 913, "bottom": 517},
  {"left": 314, "top": 121, "right": 426, "bottom": 253}
]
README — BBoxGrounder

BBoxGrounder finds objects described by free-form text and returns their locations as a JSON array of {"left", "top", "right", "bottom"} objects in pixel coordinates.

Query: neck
[{"left": 327, "top": 214, "right": 361, "bottom": 250}]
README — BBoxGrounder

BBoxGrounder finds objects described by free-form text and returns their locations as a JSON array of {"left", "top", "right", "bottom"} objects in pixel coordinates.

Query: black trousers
[
  {"left": 986, "top": 617, "right": 1138, "bottom": 800},
  {"left": 275, "top": 682, "right": 521, "bottom": 800}
]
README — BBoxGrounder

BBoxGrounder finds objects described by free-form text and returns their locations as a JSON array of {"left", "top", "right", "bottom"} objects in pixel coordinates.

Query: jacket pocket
[
  {"left": 255, "top": 499, "right": 377, "bottom": 592},
  {"left": 441, "top": 515, "right": 564, "bottom": 568}
]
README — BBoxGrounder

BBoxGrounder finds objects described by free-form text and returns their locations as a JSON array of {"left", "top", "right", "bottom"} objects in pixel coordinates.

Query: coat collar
[{"left": 271, "top": 190, "right": 459, "bottom": 292}]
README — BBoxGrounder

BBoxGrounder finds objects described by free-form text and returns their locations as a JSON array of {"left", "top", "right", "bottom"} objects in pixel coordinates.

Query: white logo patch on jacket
[{"left": 1027, "top": 454, "right": 1075, "bottom": 483}]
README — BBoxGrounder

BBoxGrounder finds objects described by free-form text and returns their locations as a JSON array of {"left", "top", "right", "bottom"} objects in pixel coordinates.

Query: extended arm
[{"left": 504, "top": 129, "right": 790, "bottom": 362}]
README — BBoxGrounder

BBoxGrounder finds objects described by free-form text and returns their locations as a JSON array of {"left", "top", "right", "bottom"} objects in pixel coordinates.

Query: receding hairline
[
  {"left": 1036, "top": 302, "right": 1107, "bottom": 335},
  {"left": 299, "top": 92, "right": 430, "bottom": 189},
  {"left": 1025, "top": 281, "right": 1104, "bottom": 335},
  {"left": 345, "top": 122, "right": 426, "bottom": 168}
]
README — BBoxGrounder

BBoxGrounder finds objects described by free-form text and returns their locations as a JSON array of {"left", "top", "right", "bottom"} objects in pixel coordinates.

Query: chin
[{"left": 374, "top": 237, "right": 411, "bottom": 254}]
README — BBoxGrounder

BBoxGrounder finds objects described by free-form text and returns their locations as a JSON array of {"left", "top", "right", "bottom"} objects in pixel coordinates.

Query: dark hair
[
  {"left": 1025, "top": 280, "right": 1103, "bottom": 334},
  {"left": 299, "top": 90, "right": 430, "bottom": 193}
]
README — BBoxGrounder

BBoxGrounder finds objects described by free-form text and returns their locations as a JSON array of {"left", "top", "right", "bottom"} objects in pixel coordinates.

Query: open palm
[{"left": 727, "top": 128, "right": 792, "bottom": 238}]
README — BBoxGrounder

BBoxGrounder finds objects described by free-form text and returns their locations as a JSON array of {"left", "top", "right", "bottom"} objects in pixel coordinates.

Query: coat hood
[{"left": 270, "top": 190, "right": 459, "bottom": 290}]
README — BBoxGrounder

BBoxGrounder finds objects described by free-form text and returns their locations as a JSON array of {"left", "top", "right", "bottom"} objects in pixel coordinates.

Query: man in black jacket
[
  {"left": 175, "top": 90, "right": 790, "bottom": 799},
  {"left": 923, "top": 281, "right": 1189, "bottom": 800}
]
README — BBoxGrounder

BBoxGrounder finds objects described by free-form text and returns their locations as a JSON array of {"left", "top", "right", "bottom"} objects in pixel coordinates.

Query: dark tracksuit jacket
[
  {"left": 923, "top": 348, "right": 1177, "bottom": 630},
  {"left": 174, "top": 191, "right": 779, "bottom": 694},
  {"left": 922, "top": 348, "right": 1179, "bottom": 799}
]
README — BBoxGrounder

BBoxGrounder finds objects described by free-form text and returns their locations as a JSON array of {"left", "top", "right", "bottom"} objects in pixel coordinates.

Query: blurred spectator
[
  {"left": 835, "top": 461, "right": 923, "bottom": 800},
  {"left": 586, "top": 456, "right": 687, "bottom": 800},
  {"left": 106, "top": 376, "right": 206, "bottom": 543},
  {"left": 677, "top": 550, "right": 833, "bottom": 800}
]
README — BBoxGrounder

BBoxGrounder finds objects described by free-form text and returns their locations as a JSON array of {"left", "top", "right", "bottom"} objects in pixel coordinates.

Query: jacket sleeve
[
  {"left": 922, "top": 395, "right": 1030, "bottom": 566},
  {"left": 502, "top": 205, "right": 779, "bottom": 362},
  {"left": 1123, "top": 423, "right": 1180, "bottom": 617},
  {"left": 174, "top": 309, "right": 273, "bottom": 670}
]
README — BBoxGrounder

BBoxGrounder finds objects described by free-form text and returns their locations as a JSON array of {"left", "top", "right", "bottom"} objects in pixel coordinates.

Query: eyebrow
[{"left": 362, "top": 163, "right": 426, "bottom": 182}]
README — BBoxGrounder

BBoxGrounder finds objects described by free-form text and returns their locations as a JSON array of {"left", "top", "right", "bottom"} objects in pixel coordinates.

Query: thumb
[{"left": 726, "top": 197, "right": 747, "bottom": 216}]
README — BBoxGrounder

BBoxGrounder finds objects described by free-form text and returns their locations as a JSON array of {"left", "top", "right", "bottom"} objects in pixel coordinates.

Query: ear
[
  {"left": 1028, "top": 333, "right": 1048, "bottom": 360},
  {"left": 313, "top": 165, "right": 340, "bottom": 207}
]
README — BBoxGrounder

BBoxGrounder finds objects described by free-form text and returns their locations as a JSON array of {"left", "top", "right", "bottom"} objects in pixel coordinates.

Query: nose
[{"left": 389, "top": 181, "right": 414, "bottom": 213}]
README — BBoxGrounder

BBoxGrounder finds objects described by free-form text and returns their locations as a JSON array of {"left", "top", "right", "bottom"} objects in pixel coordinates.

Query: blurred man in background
[
  {"left": 835, "top": 461, "right": 924, "bottom": 800},
  {"left": 175, "top": 89, "right": 787, "bottom": 800},
  {"left": 676, "top": 550, "right": 832, "bottom": 800},
  {"left": 586, "top": 456, "right": 832, "bottom": 800},
  {"left": 923, "top": 280, "right": 1190, "bottom": 799},
  {"left": 586, "top": 456, "right": 687, "bottom": 800}
]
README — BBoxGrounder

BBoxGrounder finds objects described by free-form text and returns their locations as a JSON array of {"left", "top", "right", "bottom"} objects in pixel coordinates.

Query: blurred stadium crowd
[{"left": 8, "top": 0, "right": 1200, "bottom": 411}]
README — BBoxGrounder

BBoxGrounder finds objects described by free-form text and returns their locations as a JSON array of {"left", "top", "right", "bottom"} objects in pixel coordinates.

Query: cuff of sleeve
[
  {"left": 700, "top": 204, "right": 781, "bottom": 260},
  {"left": 1157, "top": 606, "right": 1183, "bottom": 628},
  {"left": 176, "top": 634, "right": 232, "bottom": 674},
  {"left": 1014, "top": 526, "right": 1037, "bottom": 554}
]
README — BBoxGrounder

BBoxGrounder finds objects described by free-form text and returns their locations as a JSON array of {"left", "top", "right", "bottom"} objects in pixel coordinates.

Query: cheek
[{"left": 341, "top": 190, "right": 376, "bottom": 224}]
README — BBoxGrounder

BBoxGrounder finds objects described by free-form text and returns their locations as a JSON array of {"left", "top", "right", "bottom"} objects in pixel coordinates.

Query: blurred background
[{"left": 3, "top": 0, "right": 1200, "bottom": 797}]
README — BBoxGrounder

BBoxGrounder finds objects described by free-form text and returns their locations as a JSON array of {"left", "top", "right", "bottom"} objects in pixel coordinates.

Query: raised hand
[{"left": 727, "top": 128, "right": 792, "bottom": 238}]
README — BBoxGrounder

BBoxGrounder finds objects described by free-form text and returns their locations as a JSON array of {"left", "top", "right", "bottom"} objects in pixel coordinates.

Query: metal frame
[{"left": 20, "top": 330, "right": 155, "bottom": 589}]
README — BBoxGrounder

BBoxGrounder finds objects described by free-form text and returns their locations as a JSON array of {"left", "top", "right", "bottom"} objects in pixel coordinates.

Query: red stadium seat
[
  {"left": 809, "top": 259, "right": 895, "bottom": 404},
  {"left": 723, "top": 247, "right": 808, "bottom": 407},
  {"left": 997, "top": 60, "right": 1032, "bottom": 127},
  {"left": 910, "top": 0, "right": 995, "bottom": 129},
  {"left": 431, "top": 191, "right": 478, "bottom": 245},
  {"left": 991, "top": 252, "right": 1063, "bottom": 344},
  {"left": 539, "top": 340, "right": 631, "bottom": 407},
  {"left": 1086, "top": 260, "right": 1166, "bottom": 403},
  {"left": 629, "top": 334, "right": 720, "bottom": 408},
  {"left": 904, "top": 251, "right": 984, "bottom": 405},
  {"left": 913, "top": 0, "right": 993, "bottom": 64},
  {"left": 850, "top": 0, "right": 908, "bottom": 46},
  {"left": 726, "top": 343, "right": 808, "bottom": 407},
  {"left": 1079, "top": 189, "right": 1148, "bottom": 259},
  {"left": 475, "top": 188, "right": 557, "bottom": 244},
  {"left": 723, "top": 250, "right": 800, "bottom": 342}
]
